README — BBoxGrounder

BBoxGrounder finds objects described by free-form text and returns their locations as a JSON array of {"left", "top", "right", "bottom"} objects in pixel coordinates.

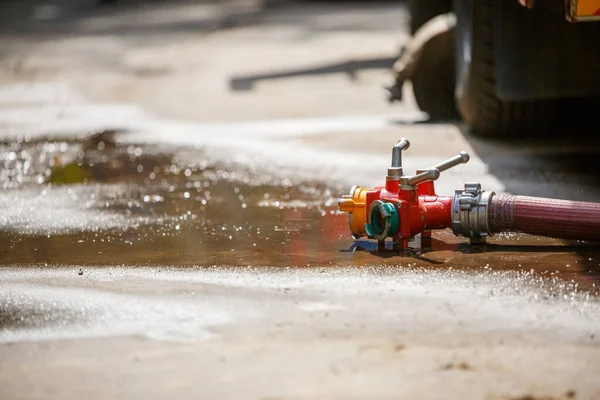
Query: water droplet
[{"left": 143, "top": 194, "right": 164, "bottom": 203}]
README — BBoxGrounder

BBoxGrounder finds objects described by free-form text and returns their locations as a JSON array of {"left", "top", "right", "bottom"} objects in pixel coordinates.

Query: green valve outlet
[{"left": 364, "top": 200, "right": 400, "bottom": 241}]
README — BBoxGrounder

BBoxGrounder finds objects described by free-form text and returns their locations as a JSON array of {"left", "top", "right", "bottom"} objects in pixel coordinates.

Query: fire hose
[{"left": 338, "top": 139, "right": 600, "bottom": 251}]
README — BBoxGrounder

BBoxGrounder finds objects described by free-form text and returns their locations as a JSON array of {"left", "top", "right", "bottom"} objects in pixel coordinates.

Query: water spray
[{"left": 338, "top": 138, "right": 600, "bottom": 251}]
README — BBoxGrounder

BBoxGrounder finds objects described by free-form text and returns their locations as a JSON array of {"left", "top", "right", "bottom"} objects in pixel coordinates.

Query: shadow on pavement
[
  {"left": 457, "top": 124, "right": 600, "bottom": 202},
  {"left": 229, "top": 56, "right": 396, "bottom": 91}
]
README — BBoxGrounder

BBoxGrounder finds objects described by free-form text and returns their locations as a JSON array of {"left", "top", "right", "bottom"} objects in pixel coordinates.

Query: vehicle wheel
[
  {"left": 454, "top": 0, "right": 557, "bottom": 137},
  {"left": 408, "top": 0, "right": 452, "bottom": 34},
  {"left": 411, "top": 23, "right": 459, "bottom": 120}
]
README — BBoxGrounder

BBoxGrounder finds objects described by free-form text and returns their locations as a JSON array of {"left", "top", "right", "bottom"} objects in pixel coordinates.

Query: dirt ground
[{"left": 0, "top": 1, "right": 599, "bottom": 399}]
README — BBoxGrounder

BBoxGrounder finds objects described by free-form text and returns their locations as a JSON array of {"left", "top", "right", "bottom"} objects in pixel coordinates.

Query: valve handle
[
  {"left": 400, "top": 152, "right": 469, "bottom": 187},
  {"left": 405, "top": 168, "right": 440, "bottom": 186},
  {"left": 430, "top": 151, "right": 470, "bottom": 172}
]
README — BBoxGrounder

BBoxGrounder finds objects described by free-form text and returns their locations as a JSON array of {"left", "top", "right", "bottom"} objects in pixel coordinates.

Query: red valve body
[{"left": 363, "top": 178, "right": 453, "bottom": 248}]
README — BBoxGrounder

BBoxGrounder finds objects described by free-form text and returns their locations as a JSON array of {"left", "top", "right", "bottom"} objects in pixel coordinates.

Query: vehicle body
[{"left": 403, "top": 0, "right": 600, "bottom": 136}]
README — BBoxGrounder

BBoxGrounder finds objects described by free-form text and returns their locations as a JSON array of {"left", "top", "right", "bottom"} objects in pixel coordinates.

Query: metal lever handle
[
  {"left": 404, "top": 168, "right": 440, "bottom": 186},
  {"left": 430, "top": 151, "right": 470, "bottom": 172}
]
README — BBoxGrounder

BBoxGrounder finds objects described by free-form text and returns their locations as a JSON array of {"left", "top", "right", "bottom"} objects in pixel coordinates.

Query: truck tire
[
  {"left": 409, "top": 0, "right": 452, "bottom": 34},
  {"left": 411, "top": 23, "right": 459, "bottom": 120},
  {"left": 454, "top": 0, "right": 557, "bottom": 137}
]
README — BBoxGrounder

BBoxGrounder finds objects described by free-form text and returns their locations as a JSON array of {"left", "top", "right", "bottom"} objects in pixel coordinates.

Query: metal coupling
[{"left": 451, "top": 182, "right": 495, "bottom": 244}]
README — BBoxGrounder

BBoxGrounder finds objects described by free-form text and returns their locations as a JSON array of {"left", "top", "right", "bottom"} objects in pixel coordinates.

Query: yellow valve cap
[{"left": 337, "top": 185, "right": 369, "bottom": 239}]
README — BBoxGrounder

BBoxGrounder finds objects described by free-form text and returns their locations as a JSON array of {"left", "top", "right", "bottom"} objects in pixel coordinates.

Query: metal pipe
[{"left": 391, "top": 138, "right": 410, "bottom": 168}]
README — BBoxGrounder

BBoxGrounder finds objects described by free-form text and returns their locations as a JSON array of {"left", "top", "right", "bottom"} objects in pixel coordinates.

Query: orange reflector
[{"left": 576, "top": 0, "right": 600, "bottom": 16}]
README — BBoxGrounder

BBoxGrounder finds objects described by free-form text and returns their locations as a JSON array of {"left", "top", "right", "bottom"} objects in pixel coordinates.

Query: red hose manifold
[{"left": 338, "top": 138, "right": 600, "bottom": 251}]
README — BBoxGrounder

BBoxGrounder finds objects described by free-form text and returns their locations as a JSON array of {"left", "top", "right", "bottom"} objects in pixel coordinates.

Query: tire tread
[{"left": 457, "top": 0, "right": 557, "bottom": 137}]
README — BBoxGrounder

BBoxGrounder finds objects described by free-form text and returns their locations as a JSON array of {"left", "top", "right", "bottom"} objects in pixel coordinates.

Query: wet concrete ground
[
  {"left": 2, "top": 129, "right": 599, "bottom": 289},
  {"left": 1, "top": 0, "right": 600, "bottom": 399}
]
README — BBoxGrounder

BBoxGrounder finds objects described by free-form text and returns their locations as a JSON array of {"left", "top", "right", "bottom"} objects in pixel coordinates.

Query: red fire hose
[{"left": 489, "top": 195, "right": 600, "bottom": 241}]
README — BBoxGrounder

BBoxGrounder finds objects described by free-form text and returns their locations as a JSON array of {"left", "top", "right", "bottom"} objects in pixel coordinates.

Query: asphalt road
[{"left": 0, "top": 1, "right": 599, "bottom": 399}]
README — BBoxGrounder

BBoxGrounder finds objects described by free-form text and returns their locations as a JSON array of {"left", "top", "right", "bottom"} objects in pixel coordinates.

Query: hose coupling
[
  {"left": 338, "top": 185, "right": 369, "bottom": 239},
  {"left": 451, "top": 182, "right": 495, "bottom": 244},
  {"left": 365, "top": 200, "right": 400, "bottom": 241}
]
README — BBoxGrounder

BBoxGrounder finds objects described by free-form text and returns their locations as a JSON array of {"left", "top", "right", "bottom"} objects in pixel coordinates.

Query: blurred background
[{"left": 0, "top": 0, "right": 413, "bottom": 121}]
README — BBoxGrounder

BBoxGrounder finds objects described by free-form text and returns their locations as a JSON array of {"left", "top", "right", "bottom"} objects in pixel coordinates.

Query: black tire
[
  {"left": 411, "top": 25, "right": 459, "bottom": 120},
  {"left": 454, "top": 0, "right": 558, "bottom": 137},
  {"left": 408, "top": 0, "right": 452, "bottom": 34}
]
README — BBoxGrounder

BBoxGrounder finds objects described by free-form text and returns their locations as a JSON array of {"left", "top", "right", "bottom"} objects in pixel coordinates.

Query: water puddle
[{"left": 0, "top": 130, "right": 599, "bottom": 296}]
